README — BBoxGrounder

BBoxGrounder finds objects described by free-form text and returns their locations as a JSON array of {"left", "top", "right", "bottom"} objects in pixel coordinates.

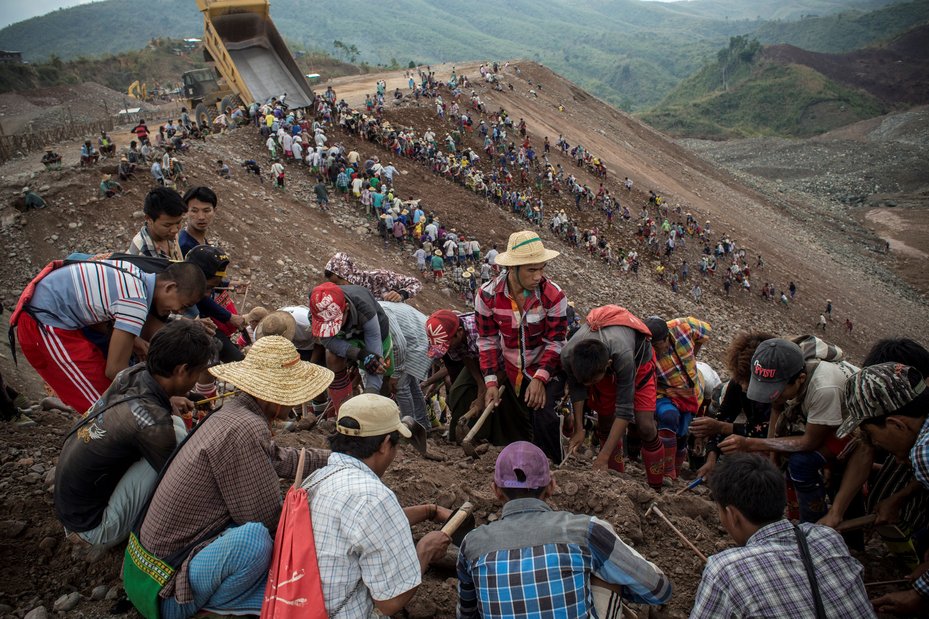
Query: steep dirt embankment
[{"left": 0, "top": 61, "right": 924, "bottom": 618}]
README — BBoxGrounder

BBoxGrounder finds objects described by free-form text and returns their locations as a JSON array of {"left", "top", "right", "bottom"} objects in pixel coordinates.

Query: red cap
[
  {"left": 425, "top": 310, "right": 460, "bottom": 358},
  {"left": 309, "top": 283, "right": 346, "bottom": 338}
]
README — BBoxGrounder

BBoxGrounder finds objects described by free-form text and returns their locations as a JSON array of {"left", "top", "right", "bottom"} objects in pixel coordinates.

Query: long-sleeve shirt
[
  {"left": 690, "top": 520, "right": 874, "bottom": 618},
  {"left": 318, "top": 285, "right": 390, "bottom": 392},
  {"left": 474, "top": 273, "right": 567, "bottom": 390},
  {"left": 140, "top": 394, "right": 328, "bottom": 604},
  {"left": 457, "top": 498, "right": 671, "bottom": 618},
  {"left": 910, "top": 417, "right": 929, "bottom": 596},
  {"left": 562, "top": 322, "right": 652, "bottom": 422},
  {"left": 654, "top": 316, "right": 711, "bottom": 407}
]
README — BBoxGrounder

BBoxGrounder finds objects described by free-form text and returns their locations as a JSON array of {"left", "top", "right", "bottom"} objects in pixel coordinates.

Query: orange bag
[{"left": 262, "top": 449, "right": 327, "bottom": 619}]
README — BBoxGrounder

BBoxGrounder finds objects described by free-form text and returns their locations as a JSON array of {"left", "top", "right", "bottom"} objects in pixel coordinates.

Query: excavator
[{"left": 181, "top": 0, "right": 315, "bottom": 127}]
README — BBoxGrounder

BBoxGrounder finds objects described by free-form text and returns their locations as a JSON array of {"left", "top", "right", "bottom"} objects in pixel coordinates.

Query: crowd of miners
[{"left": 3, "top": 66, "right": 926, "bottom": 619}]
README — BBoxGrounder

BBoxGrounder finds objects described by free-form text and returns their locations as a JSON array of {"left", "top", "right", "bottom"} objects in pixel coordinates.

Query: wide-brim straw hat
[
  {"left": 255, "top": 311, "right": 297, "bottom": 341},
  {"left": 209, "top": 335, "right": 333, "bottom": 406},
  {"left": 495, "top": 230, "right": 560, "bottom": 267}
]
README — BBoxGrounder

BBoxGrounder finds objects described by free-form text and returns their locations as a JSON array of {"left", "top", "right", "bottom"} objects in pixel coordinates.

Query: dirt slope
[
  {"left": 763, "top": 24, "right": 929, "bottom": 105},
  {"left": 0, "top": 60, "right": 926, "bottom": 617}
]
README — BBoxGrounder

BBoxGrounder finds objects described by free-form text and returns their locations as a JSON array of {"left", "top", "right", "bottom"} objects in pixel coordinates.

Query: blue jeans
[
  {"left": 655, "top": 397, "right": 693, "bottom": 439},
  {"left": 160, "top": 522, "right": 272, "bottom": 619},
  {"left": 788, "top": 450, "right": 828, "bottom": 523},
  {"left": 395, "top": 371, "right": 429, "bottom": 429}
]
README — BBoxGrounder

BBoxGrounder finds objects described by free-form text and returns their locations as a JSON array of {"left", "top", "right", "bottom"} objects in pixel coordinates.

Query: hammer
[
  {"left": 644, "top": 503, "right": 708, "bottom": 563},
  {"left": 462, "top": 386, "right": 505, "bottom": 458}
]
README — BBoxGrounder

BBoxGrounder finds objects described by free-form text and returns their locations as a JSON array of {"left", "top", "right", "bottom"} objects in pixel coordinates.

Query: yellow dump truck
[{"left": 182, "top": 0, "right": 315, "bottom": 126}]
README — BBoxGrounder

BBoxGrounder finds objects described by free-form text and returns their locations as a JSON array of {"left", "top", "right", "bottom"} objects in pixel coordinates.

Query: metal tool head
[
  {"left": 401, "top": 416, "right": 428, "bottom": 456},
  {"left": 645, "top": 503, "right": 657, "bottom": 518}
]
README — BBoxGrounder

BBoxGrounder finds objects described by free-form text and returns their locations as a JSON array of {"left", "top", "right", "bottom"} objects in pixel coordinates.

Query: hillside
[
  {"left": 753, "top": 0, "right": 929, "bottom": 51},
  {"left": 0, "top": 59, "right": 926, "bottom": 618},
  {"left": 640, "top": 23, "right": 929, "bottom": 139},
  {"left": 3, "top": 0, "right": 923, "bottom": 113},
  {"left": 0, "top": 38, "right": 361, "bottom": 97}
]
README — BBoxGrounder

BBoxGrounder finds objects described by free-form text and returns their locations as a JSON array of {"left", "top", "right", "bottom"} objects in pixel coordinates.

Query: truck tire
[
  {"left": 220, "top": 95, "right": 238, "bottom": 114},
  {"left": 194, "top": 103, "right": 212, "bottom": 128}
]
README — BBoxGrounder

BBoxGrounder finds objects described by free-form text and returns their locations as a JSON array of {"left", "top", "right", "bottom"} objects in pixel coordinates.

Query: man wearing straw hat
[
  {"left": 305, "top": 394, "right": 452, "bottom": 616},
  {"left": 137, "top": 336, "right": 334, "bottom": 619},
  {"left": 457, "top": 441, "right": 671, "bottom": 618},
  {"left": 475, "top": 230, "right": 568, "bottom": 462}
]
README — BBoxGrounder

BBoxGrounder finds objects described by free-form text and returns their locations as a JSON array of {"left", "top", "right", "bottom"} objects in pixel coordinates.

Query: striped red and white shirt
[{"left": 27, "top": 260, "right": 155, "bottom": 336}]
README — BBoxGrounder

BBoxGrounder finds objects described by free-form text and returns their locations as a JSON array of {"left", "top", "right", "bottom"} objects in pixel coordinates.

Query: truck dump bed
[{"left": 200, "top": 1, "right": 314, "bottom": 109}]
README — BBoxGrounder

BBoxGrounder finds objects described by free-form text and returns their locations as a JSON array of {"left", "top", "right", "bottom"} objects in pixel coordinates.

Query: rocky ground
[
  {"left": 0, "top": 61, "right": 926, "bottom": 618},
  {"left": 680, "top": 105, "right": 929, "bottom": 297}
]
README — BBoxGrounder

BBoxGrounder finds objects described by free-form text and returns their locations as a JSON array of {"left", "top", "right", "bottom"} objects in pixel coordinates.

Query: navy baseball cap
[{"left": 747, "top": 339, "right": 805, "bottom": 403}]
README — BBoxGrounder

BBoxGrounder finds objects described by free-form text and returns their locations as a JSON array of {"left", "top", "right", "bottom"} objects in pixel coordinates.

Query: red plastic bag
[{"left": 262, "top": 451, "right": 327, "bottom": 618}]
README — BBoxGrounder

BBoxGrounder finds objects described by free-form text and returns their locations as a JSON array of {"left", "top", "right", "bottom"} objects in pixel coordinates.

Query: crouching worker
[
  {"left": 691, "top": 453, "right": 874, "bottom": 618},
  {"left": 129, "top": 336, "right": 334, "bottom": 619},
  {"left": 54, "top": 320, "right": 211, "bottom": 550},
  {"left": 457, "top": 441, "right": 672, "bottom": 618},
  {"left": 305, "top": 394, "right": 452, "bottom": 615}
]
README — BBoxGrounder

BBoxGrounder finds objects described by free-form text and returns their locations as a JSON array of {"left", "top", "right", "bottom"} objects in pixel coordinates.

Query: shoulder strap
[
  {"left": 792, "top": 523, "right": 827, "bottom": 619},
  {"left": 62, "top": 394, "right": 143, "bottom": 444}
]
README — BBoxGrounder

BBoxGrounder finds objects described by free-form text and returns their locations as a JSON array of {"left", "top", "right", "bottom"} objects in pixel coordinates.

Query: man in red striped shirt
[
  {"left": 11, "top": 260, "right": 205, "bottom": 413},
  {"left": 475, "top": 231, "right": 568, "bottom": 462}
]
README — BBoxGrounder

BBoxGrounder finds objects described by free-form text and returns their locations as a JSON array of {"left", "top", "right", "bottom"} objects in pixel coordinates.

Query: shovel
[
  {"left": 441, "top": 501, "right": 476, "bottom": 546},
  {"left": 402, "top": 416, "right": 445, "bottom": 461},
  {"left": 462, "top": 386, "right": 505, "bottom": 458}
]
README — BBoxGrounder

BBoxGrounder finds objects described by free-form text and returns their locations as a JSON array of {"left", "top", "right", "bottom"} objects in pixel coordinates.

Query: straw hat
[
  {"left": 434, "top": 250, "right": 442, "bottom": 256},
  {"left": 255, "top": 311, "right": 297, "bottom": 341},
  {"left": 209, "top": 336, "right": 333, "bottom": 406},
  {"left": 495, "top": 230, "right": 560, "bottom": 267}
]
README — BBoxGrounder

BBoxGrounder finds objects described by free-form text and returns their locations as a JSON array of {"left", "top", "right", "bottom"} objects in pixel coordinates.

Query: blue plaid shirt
[
  {"left": 690, "top": 519, "right": 875, "bottom": 618},
  {"left": 457, "top": 498, "right": 671, "bottom": 618},
  {"left": 911, "top": 417, "right": 929, "bottom": 596}
]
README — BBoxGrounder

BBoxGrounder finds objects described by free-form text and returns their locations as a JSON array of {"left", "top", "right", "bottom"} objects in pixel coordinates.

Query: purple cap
[{"left": 494, "top": 441, "right": 551, "bottom": 489}]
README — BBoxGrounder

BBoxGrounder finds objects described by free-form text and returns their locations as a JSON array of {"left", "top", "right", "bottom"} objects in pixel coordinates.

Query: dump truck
[{"left": 181, "top": 0, "right": 315, "bottom": 126}]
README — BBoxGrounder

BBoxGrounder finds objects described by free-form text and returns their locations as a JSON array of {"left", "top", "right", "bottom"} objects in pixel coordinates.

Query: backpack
[{"left": 8, "top": 255, "right": 168, "bottom": 364}]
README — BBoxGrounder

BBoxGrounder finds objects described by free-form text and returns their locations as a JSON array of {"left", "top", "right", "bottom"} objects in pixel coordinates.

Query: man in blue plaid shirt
[
  {"left": 691, "top": 454, "right": 874, "bottom": 618},
  {"left": 456, "top": 441, "right": 671, "bottom": 618}
]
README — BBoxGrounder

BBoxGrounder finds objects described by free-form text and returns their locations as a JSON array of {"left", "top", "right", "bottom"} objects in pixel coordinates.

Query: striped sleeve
[
  {"left": 534, "top": 280, "right": 567, "bottom": 382},
  {"left": 106, "top": 263, "right": 152, "bottom": 336},
  {"left": 588, "top": 516, "right": 672, "bottom": 605}
]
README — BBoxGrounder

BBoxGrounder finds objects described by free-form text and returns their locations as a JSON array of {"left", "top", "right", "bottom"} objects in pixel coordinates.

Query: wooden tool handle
[
  {"left": 293, "top": 447, "right": 306, "bottom": 488},
  {"left": 441, "top": 501, "right": 474, "bottom": 536},
  {"left": 463, "top": 386, "right": 505, "bottom": 443},
  {"left": 836, "top": 514, "right": 876, "bottom": 532}
]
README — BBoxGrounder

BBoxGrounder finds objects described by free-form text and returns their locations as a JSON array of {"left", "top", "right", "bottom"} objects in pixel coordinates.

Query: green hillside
[
  {"left": 639, "top": 37, "right": 888, "bottom": 138},
  {"left": 0, "top": 0, "right": 924, "bottom": 111},
  {"left": 753, "top": 0, "right": 929, "bottom": 51}
]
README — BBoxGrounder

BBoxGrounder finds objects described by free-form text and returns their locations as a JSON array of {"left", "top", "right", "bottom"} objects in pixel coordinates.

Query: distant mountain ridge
[
  {"left": 0, "top": 0, "right": 924, "bottom": 112},
  {"left": 639, "top": 23, "right": 929, "bottom": 139}
]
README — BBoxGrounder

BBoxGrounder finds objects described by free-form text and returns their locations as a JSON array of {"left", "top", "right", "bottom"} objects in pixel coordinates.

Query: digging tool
[
  {"left": 674, "top": 477, "right": 704, "bottom": 496},
  {"left": 644, "top": 503, "right": 708, "bottom": 563},
  {"left": 441, "top": 502, "right": 477, "bottom": 547},
  {"left": 455, "top": 400, "right": 484, "bottom": 443},
  {"left": 557, "top": 443, "right": 579, "bottom": 469},
  {"left": 193, "top": 390, "right": 240, "bottom": 406},
  {"left": 293, "top": 447, "right": 306, "bottom": 488},
  {"left": 864, "top": 579, "right": 910, "bottom": 588},
  {"left": 462, "top": 386, "right": 505, "bottom": 458},
  {"left": 836, "top": 514, "right": 877, "bottom": 532},
  {"left": 402, "top": 417, "right": 445, "bottom": 461}
]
